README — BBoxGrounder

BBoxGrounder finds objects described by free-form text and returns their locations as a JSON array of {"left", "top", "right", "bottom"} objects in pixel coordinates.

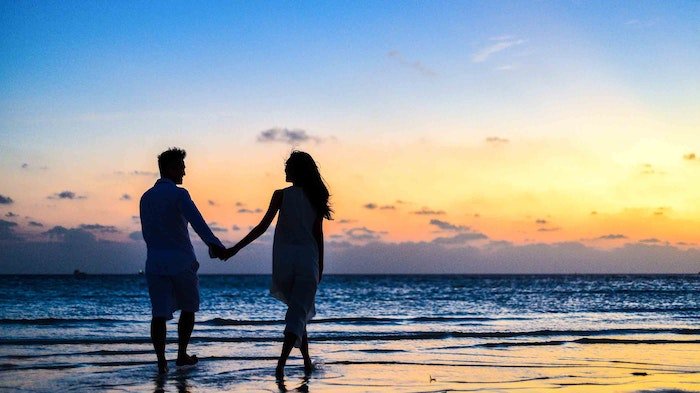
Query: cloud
[
  {"left": 345, "top": 227, "right": 384, "bottom": 241},
  {"left": 0, "top": 195, "right": 14, "bottom": 204},
  {"left": 683, "top": 153, "right": 696, "bottom": 161},
  {"left": 380, "top": 205, "right": 396, "bottom": 210},
  {"left": 21, "top": 163, "right": 28, "bottom": 169},
  {"left": 0, "top": 219, "right": 21, "bottom": 240},
  {"left": 485, "top": 137, "right": 509, "bottom": 145},
  {"left": 535, "top": 219, "right": 548, "bottom": 225},
  {"left": 235, "top": 202, "right": 244, "bottom": 207},
  {"left": 429, "top": 219, "right": 469, "bottom": 232},
  {"left": 208, "top": 200, "right": 217, "bottom": 206},
  {"left": 257, "top": 128, "right": 321, "bottom": 145},
  {"left": 639, "top": 238, "right": 661, "bottom": 244},
  {"left": 238, "top": 208, "right": 263, "bottom": 214},
  {"left": 120, "top": 194, "right": 131, "bottom": 201},
  {"left": 472, "top": 37, "right": 525, "bottom": 63},
  {"left": 128, "top": 231, "right": 142, "bottom": 241},
  {"left": 625, "top": 19, "right": 657, "bottom": 28},
  {"left": 231, "top": 225, "right": 241, "bottom": 231},
  {"left": 597, "top": 234, "right": 628, "bottom": 240},
  {"left": 413, "top": 207, "right": 446, "bottom": 215},
  {"left": 641, "top": 163, "right": 664, "bottom": 175},
  {"left": 338, "top": 219, "right": 357, "bottom": 224},
  {"left": 363, "top": 203, "right": 378, "bottom": 210},
  {"left": 537, "top": 227, "right": 561, "bottom": 232},
  {"left": 44, "top": 226, "right": 96, "bottom": 243},
  {"left": 48, "top": 191, "right": 86, "bottom": 200},
  {"left": 2, "top": 232, "right": 700, "bottom": 274},
  {"left": 28, "top": 221, "right": 43, "bottom": 227},
  {"left": 387, "top": 50, "right": 436, "bottom": 77},
  {"left": 208, "top": 222, "right": 228, "bottom": 232},
  {"left": 432, "top": 232, "right": 489, "bottom": 245},
  {"left": 78, "top": 224, "right": 119, "bottom": 233},
  {"left": 131, "top": 170, "right": 158, "bottom": 177},
  {"left": 5, "top": 212, "right": 18, "bottom": 218}
]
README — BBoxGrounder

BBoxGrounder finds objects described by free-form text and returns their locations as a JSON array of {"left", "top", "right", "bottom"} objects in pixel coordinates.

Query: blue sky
[{"left": 1, "top": 1, "right": 699, "bottom": 273}]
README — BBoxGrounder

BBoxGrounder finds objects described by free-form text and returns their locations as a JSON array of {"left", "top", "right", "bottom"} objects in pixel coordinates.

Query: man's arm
[{"left": 178, "top": 190, "right": 226, "bottom": 256}]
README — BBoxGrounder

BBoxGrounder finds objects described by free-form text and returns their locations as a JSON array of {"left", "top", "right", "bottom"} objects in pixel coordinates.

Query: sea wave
[{"left": 2, "top": 327, "right": 697, "bottom": 346}]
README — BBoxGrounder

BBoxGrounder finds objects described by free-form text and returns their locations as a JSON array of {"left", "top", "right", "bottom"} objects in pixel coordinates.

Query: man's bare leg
[
  {"left": 176, "top": 311, "right": 198, "bottom": 367},
  {"left": 151, "top": 317, "right": 168, "bottom": 374}
]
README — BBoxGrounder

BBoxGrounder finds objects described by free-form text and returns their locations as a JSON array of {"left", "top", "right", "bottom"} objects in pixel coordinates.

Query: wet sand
[{"left": 2, "top": 339, "right": 698, "bottom": 392}]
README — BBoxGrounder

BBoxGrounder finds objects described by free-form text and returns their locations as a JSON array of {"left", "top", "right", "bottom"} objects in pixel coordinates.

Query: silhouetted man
[{"left": 140, "top": 147, "right": 226, "bottom": 374}]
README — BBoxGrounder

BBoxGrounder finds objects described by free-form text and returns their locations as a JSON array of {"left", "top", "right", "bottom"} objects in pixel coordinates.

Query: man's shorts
[{"left": 146, "top": 261, "right": 200, "bottom": 320}]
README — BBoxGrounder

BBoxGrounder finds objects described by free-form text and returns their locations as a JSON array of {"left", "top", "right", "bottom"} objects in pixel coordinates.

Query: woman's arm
[
  {"left": 313, "top": 215, "right": 324, "bottom": 282},
  {"left": 225, "top": 190, "right": 282, "bottom": 259}
]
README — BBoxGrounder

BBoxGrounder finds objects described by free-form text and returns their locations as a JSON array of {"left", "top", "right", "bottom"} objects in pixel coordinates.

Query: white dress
[{"left": 270, "top": 186, "right": 319, "bottom": 344}]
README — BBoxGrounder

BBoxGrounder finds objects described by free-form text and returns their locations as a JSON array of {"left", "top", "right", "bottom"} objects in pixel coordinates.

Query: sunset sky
[{"left": 1, "top": 1, "right": 699, "bottom": 274}]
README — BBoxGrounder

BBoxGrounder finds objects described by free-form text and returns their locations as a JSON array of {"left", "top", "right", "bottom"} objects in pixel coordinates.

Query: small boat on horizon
[{"left": 73, "top": 269, "right": 87, "bottom": 278}]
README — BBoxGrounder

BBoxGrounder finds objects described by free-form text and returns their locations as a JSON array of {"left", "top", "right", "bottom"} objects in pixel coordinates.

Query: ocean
[{"left": 1, "top": 274, "right": 698, "bottom": 392}]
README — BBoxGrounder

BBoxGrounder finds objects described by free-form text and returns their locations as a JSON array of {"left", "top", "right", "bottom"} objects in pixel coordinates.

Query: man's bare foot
[
  {"left": 157, "top": 360, "right": 169, "bottom": 375},
  {"left": 175, "top": 354, "right": 198, "bottom": 369}
]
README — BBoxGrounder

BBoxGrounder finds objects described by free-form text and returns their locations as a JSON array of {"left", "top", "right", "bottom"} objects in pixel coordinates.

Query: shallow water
[{"left": 1, "top": 274, "right": 699, "bottom": 392}]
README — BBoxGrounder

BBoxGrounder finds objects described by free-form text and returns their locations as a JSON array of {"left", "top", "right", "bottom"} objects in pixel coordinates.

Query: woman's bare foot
[
  {"left": 275, "top": 363, "right": 285, "bottom": 380},
  {"left": 303, "top": 358, "right": 314, "bottom": 374}
]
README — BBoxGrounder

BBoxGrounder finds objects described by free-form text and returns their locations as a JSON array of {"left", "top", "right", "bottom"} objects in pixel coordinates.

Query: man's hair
[{"left": 157, "top": 148, "right": 186, "bottom": 174}]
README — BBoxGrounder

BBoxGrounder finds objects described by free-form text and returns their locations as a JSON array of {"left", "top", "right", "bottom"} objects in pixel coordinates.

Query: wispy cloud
[
  {"left": 363, "top": 203, "right": 377, "bottom": 210},
  {"left": 387, "top": 50, "right": 436, "bottom": 77},
  {"left": 432, "top": 232, "right": 488, "bottom": 245},
  {"left": 5, "top": 212, "right": 18, "bottom": 218},
  {"left": 338, "top": 219, "right": 357, "bottom": 224},
  {"left": 472, "top": 37, "right": 525, "bottom": 63},
  {"left": 120, "top": 194, "right": 131, "bottom": 201},
  {"left": 537, "top": 227, "right": 561, "bottom": 232},
  {"left": 413, "top": 207, "right": 446, "bottom": 215},
  {"left": 231, "top": 225, "right": 241, "bottom": 231},
  {"left": 238, "top": 208, "right": 263, "bottom": 214},
  {"left": 257, "top": 128, "right": 322, "bottom": 145},
  {"left": 208, "top": 200, "right": 217, "bottom": 206},
  {"left": 79, "top": 224, "right": 119, "bottom": 233},
  {"left": 683, "top": 153, "right": 696, "bottom": 161},
  {"left": 0, "top": 219, "right": 21, "bottom": 240},
  {"left": 429, "top": 219, "right": 469, "bottom": 232},
  {"left": 596, "top": 234, "right": 628, "bottom": 240},
  {"left": 48, "top": 191, "right": 86, "bottom": 200},
  {"left": 0, "top": 195, "right": 13, "bottom": 204},
  {"left": 208, "top": 222, "right": 228, "bottom": 232},
  {"left": 28, "top": 221, "right": 44, "bottom": 227},
  {"left": 345, "top": 227, "right": 385, "bottom": 241},
  {"left": 485, "top": 137, "right": 509, "bottom": 145},
  {"left": 625, "top": 19, "right": 657, "bottom": 29}
]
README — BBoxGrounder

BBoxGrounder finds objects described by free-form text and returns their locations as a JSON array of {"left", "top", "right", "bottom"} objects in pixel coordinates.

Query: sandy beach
[{"left": 2, "top": 337, "right": 699, "bottom": 392}]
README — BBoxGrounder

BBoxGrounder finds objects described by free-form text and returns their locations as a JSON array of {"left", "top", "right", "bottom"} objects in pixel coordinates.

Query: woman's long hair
[{"left": 286, "top": 151, "right": 332, "bottom": 220}]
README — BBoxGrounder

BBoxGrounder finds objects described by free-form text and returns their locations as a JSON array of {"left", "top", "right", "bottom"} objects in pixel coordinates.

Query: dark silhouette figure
[
  {"left": 224, "top": 151, "right": 332, "bottom": 380},
  {"left": 140, "top": 147, "right": 227, "bottom": 374}
]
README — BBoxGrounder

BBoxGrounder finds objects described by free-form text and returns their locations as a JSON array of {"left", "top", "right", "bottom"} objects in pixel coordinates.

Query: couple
[{"left": 139, "top": 148, "right": 331, "bottom": 378}]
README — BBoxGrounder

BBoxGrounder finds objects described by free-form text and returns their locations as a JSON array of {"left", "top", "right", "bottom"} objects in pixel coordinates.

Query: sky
[{"left": 1, "top": 1, "right": 700, "bottom": 274}]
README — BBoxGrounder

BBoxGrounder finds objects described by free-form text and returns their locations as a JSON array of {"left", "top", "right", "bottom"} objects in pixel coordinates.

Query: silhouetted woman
[{"left": 225, "top": 151, "right": 332, "bottom": 378}]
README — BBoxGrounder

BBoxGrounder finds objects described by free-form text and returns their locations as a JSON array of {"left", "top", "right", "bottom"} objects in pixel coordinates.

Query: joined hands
[{"left": 208, "top": 244, "right": 240, "bottom": 261}]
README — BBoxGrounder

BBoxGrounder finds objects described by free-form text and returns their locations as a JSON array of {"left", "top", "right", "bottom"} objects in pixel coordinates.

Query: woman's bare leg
[
  {"left": 300, "top": 331, "right": 313, "bottom": 373},
  {"left": 276, "top": 332, "right": 297, "bottom": 379}
]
